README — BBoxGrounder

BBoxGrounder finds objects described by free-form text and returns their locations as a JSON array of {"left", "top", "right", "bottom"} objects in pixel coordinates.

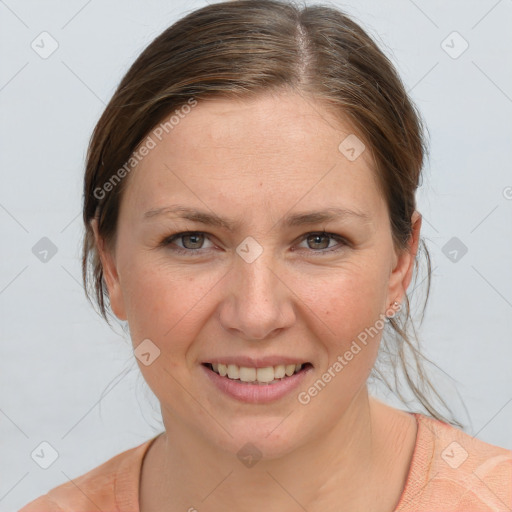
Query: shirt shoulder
[
  {"left": 18, "top": 436, "right": 159, "bottom": 512},
  {"left": 396, "top": 413, "right": 512, "bottom": 512}
]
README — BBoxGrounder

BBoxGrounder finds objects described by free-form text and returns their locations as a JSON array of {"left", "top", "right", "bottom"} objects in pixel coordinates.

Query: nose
[{"left": 217, "top": 249, "right": 296, "bottom": 341}]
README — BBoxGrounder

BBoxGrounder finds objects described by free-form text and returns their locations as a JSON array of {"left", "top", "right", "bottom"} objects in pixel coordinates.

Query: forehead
[{"left": 121, "top": 92, "right": 383, "bottom": 221}]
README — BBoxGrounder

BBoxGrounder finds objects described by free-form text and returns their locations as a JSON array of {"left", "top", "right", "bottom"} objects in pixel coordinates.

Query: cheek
[
  {"left": 120, "top": 241, "right": 389, "bottom": 361},
  {"left": 306, "top": 264, "right": 388, "bottom": 386},
  {"left": 312, "top": 263, "right": 388, "bottom": 337},
  {"left": 120, "top": 260, "right": 224, "bottom": 402},
  {"left": 288, "top": 267, "right": 387, "bottom": 427},
  {"left": 120, "top": 258, "right": 224, "bottom": 355},
  {"left": 121, "top": 249, "right": 389, "bottom": 347}
]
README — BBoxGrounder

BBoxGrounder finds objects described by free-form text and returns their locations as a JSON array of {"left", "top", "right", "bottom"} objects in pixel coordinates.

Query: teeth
[
  {"left": 274, "top": 365, "right": 286, "bottom": 378},
  {"left": 256, "top": 367, "right": 274, "bottom": 383},
  {"left": 239, "top": 367, "right": 256, "bottom": 382},
  {"left": 227, "top": 364, "right": 239, "bottom": 379},
  {"left": 285, "top": 364, "right": 296, "bottom": 376},
  {"left": 209, "top": 362, "right": 304, "bottom": 383}
]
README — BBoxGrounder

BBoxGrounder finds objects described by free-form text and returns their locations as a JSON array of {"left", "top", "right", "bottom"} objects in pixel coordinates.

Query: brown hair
[{"left": 82, "top": 0, "right": 464, "bottom": 428}]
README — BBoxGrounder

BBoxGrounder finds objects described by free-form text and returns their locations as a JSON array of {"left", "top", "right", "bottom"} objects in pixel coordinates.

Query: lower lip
[{"left": 201, "top": 364, "right": 313, "bottom": 404}]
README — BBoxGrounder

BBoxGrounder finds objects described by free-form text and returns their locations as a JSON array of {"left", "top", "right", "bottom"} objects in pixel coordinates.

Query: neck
[{"left": 140, "top": 389, "right": 413, "bottom": 511}]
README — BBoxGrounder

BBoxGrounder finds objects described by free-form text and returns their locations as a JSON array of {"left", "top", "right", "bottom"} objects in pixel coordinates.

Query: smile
[{"left": 204, "top": 362, "right": 310, "bottom": 384}]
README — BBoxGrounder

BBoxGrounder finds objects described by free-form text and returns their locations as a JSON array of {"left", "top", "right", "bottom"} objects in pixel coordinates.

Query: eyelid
[
  {"left": 161, "top": 231, "right": 217, "bottom": 252},
  {"left": 161, "top": 230, "right": 348, "bottom": 255},
  {"left": 294, "top": 231, "right": 348, "bottom": 253}
]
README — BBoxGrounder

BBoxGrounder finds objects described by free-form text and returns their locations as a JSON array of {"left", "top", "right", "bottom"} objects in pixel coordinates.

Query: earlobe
[
  {"left": 405, "top": 210, "right": 422, "bottom": 287},
  {"left": 90, "top": 218, "right": 127, "bottom": 321},
  {"left": 386, "top": 211, "right": 422, "bottom": 308}
]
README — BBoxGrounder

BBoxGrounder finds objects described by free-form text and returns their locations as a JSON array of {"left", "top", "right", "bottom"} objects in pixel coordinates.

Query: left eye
[
  {"left": 296, "top": 232, "right": 345, "bottom": 252},
  {"left": 160, "top": 231, "right": 346, "bottom": 255}
]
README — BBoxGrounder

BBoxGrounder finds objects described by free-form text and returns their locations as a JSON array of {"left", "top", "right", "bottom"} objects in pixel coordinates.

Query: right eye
[{"left": 160, "top": 231, "right": 216, "bottom": 255}]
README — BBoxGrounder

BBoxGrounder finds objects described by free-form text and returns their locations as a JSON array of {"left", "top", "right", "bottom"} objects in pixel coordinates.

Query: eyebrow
[{"left": 143, "top": 204, "right": 371, "bottom": 230}]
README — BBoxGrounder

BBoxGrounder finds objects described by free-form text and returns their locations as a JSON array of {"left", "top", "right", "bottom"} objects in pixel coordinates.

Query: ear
[
  {"left": 90, "top": 218, "right": 127, "bottom": 321},
  {"left": 386, "top": 210, "right": 422, "bottom": 307}
]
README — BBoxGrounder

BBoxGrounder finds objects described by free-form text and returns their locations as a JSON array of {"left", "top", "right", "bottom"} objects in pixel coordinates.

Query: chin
[{"left": 202, "top": 414, "right": 308, "bottom": 462}]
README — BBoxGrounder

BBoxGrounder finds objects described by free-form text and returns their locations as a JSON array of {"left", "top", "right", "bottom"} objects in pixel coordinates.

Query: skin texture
[{"left": 92, "top": 91, "right": 421, "bottom": 511}]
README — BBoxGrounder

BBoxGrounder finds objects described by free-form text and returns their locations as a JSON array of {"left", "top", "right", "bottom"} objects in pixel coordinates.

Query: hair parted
[{"left": 82, "top": 0, "right": 463, "bottom": 429}]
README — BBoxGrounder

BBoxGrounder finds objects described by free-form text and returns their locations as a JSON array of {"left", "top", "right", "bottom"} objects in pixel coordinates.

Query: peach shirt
[{"left": 19, "top": 413, "right": 512, "bottom": 511}]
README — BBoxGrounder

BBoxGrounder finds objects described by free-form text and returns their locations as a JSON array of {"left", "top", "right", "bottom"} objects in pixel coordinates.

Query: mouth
[{"left": 202, "top": 362, "right": 313, "bottom": 385}]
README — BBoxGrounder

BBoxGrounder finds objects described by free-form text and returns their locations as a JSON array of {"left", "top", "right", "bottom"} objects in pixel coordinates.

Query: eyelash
[{"left": 159, "top": 231, "right": 348, "bottom": 257}]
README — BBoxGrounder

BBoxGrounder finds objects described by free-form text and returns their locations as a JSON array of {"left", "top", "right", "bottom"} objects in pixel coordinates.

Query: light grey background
[{"left": 1, "top": 0, "right": 511, "bottom": 509}]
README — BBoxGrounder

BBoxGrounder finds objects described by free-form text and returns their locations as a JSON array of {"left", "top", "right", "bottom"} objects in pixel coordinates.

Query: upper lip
[{"left": 203, "top": 356, "right": 312, "bottom": 368}]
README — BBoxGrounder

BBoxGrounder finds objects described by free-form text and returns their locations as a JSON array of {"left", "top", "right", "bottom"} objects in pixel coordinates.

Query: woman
[{"left": 20, "top": 0, "right": 511, "bottom": 510}]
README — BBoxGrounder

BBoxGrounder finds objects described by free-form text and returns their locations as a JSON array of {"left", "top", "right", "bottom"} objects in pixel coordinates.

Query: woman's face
[{"left": 95, "top": 92, "right": 419, "bottom": 458}]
